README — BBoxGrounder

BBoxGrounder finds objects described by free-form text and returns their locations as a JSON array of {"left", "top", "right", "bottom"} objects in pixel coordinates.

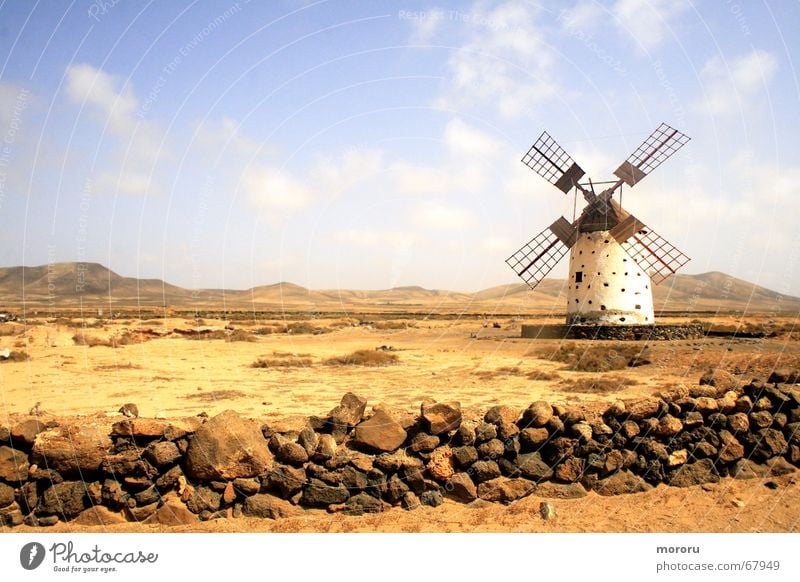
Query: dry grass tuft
[
  {"left": 324, "top": 349, "right": 399, "bottom": 367},
  {"left": 1, "top": 349, "right": 30, "bottom": 362},
  {"left": 559, "top": 375, "right": 638, "bottom": 394},
  {"left": 94, "top": 362, "right": 142, "bottom": 371},
  {"left": 540, "top": 342, "right": 650, "bottom": 372},
  {"left": 186, "top": 389, "right": 248, "bottom": 402},
  {"left": 252, "top": 355, "right": 313, "bottom": 368}
]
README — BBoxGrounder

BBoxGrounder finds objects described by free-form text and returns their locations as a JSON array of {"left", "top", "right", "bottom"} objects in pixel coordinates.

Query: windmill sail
[
  {"left": 614, "top": 123, "right": 690, "bottom": 187},
  {"left": 506, "top": 217, "right": 576, "bottom": 288},
  {"left": 521, "top": 132, "right": 585, "bottom": 193},
  {"left": 615, "top": 219, "right": 691, "bottom": 284}
]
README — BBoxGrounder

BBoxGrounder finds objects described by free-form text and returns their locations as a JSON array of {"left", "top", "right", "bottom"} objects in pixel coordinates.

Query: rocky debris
[
  {"left": 0, "top": 445, "right": 29, "bottom": 483},
  {"left": 314, "top": 434, "right": 337, "bottom": 460},
  {"left": 595, "top": 470, "right": 652, "bottom": 496},
  {"left": 445, "top": 472, "right": 477, "bottom": 502},
  {"left": 521, "top": 401, "right": 553, "bottom": 428},
  {"left": 409, "top": 432, "right": 440, "bottom": 453},
  {"left": 519, "top": 428, "right": 549, "bottom": 450},
  {"left": 301, "top": 479, "right": 349, "bottom": 507},
  {"left": 655, "top": 415, "right": 683, "bottom": 437},
  {"left": 185, "top": 410, "right": 273, "bottom": 481},
  {"left": 335, "top": 492, "right": 385, "bottom": 515},
  {"left": 0, "top": 482, "right": 14, "bottom": 507},
  {"left": 517, "top": 452, "right": 554, "bottom": 481},
  {"left": 39, "top": 481, "right": 87, "bottom": 520},
  {"left": 421, "top": 401, "right": 462, "bottom": 435},
  {"left": 477, "top": 476, "right": 535, "bottom": 503},
  {"left": 717, "top": 430, "right": 744, "bottom": 463},
  {"left": 669, "top": 459, "right": 720, "bottom": 488},
  {"left": 570, "top": 422, "right": 593, "bottom": 442},
  {"left": 554, "top": 457, "right": 584, "bottom": 483},
  {"left": 700, "top": 369, "right": 740, "bottom": 392},
  {"left": 695, "top": 397, "right": 719, "bottom": 415},
  {"left": 452, "top": 446, "right": 479, "bottom": 468},
  {"left": 471, "top": 460, "right": 502, "bottom": 483},
  {"left": 421, "top": 490, "right": 444, "bottom": 507},
  {"left": 186, "top": 485, "right": 221, "bottom": 514},
  {"left": 754, "top": 428, "right": 787, "bottom": 460},
  {"left": 623, "top": 398, "right": 663, "bottom": 421},
  {"left": 275, "top": 440, "right": 310, "bottom": 466},
  {"left": 144, "top": 441, "right": 181, "bottom": 467},
  {"left": 353, "top": 410, "right": 407, "bottom": 453},
  {"left": 477, "top": 439, "right": 504, "bottom": 460},
  {"left": 243, "top": 493, "right": 303, "bottom": 519},
  {"left": 328, "top": 393, "right": 368, "bottom": 437},
  {"left": 267, "top": 465, "right": 306, "bottom": 498},
  {"left": 111, "top": 417, "right": 200, "bottom": 440},
  {"left": 74, "top": 506, "right": 126, "bottom": 526},
  {"left": 11, "top": 419, "right": 49, "bottom": 445}
]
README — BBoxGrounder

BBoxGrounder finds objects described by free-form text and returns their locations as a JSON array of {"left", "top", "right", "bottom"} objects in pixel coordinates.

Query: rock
[
  {"left": 301, "top": 480, "right": 349, "bottom": 507},
  {"left": 731, "top": 459, "right": 770, "bottom": 480},
  {"left": 102, "top": 450, "right": 157, "bottom": 478},
  {"left": 540, "top": 502, "right": 555, "bottom": 520},
  {"left": 605, "top": 400, "right": 626, "bottom": 417},
  {"left": 561, "top": 407, "right": 585, "bottom": 425},
  {"left": 595, "top": 470, "right": 652, "bottom": 496},
  {"left": 735, "top": 395, "right": 754, "bottom": 412},
  {"left": 73, "top": 506, "right": 126, "bottom": 526},
  {"left": 111, "top": 417, "right": 201, "bottom": 440},
  {"left": 717, "top": 430, "right": 745, "bottom": 463},
  {"left": 554, "top": 457, "right": 584, "bottom": 483},
  {"left": 314, "top": 434, "right": 337, "bottom": 460},
  {"left": 535, "top": 482, "right": 588, "bottom": 499},
  {"left": 340, "top": 466, "right": 369, "bottom": 491},
  {"left": 409, "top": 432, "right": 440, "bottom": 453},
  {"left": 39, "top": 481, "right": 87, "bottom": 519},
  {"left": 520, "top": 428, "right": 549, "bottom": 450},
  {"left": 267, "top": 465, "right": 306, "bottom": 498},
  {"left": 385, "top": 474, "right": 410, "bottom": 505},
  {"left": 155, "top": 465, "right": 184, "bottom": 490},
  {"left": 403, "top": 465, "right": 426, "bottom": 494},
  {"left": 422, "top": 401, "right": 462, "bottom": 435},
  {"left": 695, "top": 397, "right": 718, "bottom": 414},
  {"left": 186, "top": 486, "right": 221, "bottom": 514},
  {"left": 352, "top": 410, "right": 407, "bottom": 453},
  {"left": 297, "top": 426, "right": 319, "bottom": 456},
  {"left": 471, "top": 460, "right": 502, "bottom": 483},
  {"left": 134, "top": 485, "right": 160, "bottom": 506},
  {"left": 0, "top": 482, "right": 15, "bottom": 507},
  {"left": 0, "top": 445, "right": 29, "bottom": 483},
  {"left": 222, "top": 482, "right": 237, "bottom": 504},
  {"left": 427, "top": 446, "right": 455, "bottom": 481},
  {"left": 185, "top": 410, "right": 273, "bottom": 481},
  {"left": 276, "top": 441, "right": 309, "bottom": 466},
  {"left": 421, "top": 490, "right": 444, "bottom": 507},
  {"left": 620, "top": 420, "right": 640, "bottom": 439},
  {"left": 768, "top": 369, "right": 800, "bottom": 384},
  {"left": 401, "top": 491, "right": 421, "bottom": 510},
  {"left": 474, "top": 423, "right": 497, "bottom": 443},
  {"left": 625, "top": 398, "right": 662, "bottom": 421},
  {"left": 669, "top": 459, "right": 719, "bottom": 487},
  {"left": 477, "top": 477, "right": 535, "bottom": 502},
  {"left": 477, "top": 439, "right": 504, "bottom": 460},
  {"left": 10, "top": 419, "right": 47, "bottom": 445},
  {"left": 335, "top": 492, "right": 384, "bottom": 515},
  {"left": 655, "top": 415, "right": 683, "bottom": 437},
  {"left": 717, "top": 391, "right": 739, "bottom": 413},
  {"left": 126, "top": 501, "right": 160, "bottom": 522},
  {"left": 570, "top": 423, "right": 593, "bottom": 442},
  {"left": 329, "top": 392, "right": 368, "bottom": 427},
  {"left": 143, "top": 441, "right": 181, "bottom": 467},
  {"left": 445, "top": 472, "right": 477, "bottom": 502},
  {"left": 373, "top": 451, "right": 418, "bottom": 473},
  {"left": 667, "top": 449, "right": 688, "bottom": 467},
  {"left": 242, "top": 493, "right": 303, "bottom": 519},
  {"left": 485, "top": 405, "right": 519, "bottom": 426},
  {"left": 456, "top": 424, "right": 475, "bottom": 446},
  {"left": 767, "top": 457, "right": 796, "bottom": 476},
  {"left": 603, "top": 450, "right": 625, "bottom": 474},
  {"left": 754, "top": 396, "right": 773, "bottom": 411},
  {"left": 700, "top": 369, "right": 739, "bottom": 392},
  {"left": 452, "top": 446, "right": 479, "bottom": 468},
  {"left": 233, "top": 477, "right": 261, "bottom": 496},
  {"left": 749, "top": 411, "right": 773, "bottom": 430},
  {"left": 754, "top": 428, "right": 787, "bottom": 460},
  {"left": 728, "top": 412, "right": 750, "bottom": 433},
  {"left": 517, "top": 452, "right": 554, "bottom": 480},
  {"left": 521, "top": 401, "right": 553, "bottom": 428}
]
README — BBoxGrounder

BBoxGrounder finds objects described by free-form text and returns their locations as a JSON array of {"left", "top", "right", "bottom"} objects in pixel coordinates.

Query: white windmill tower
[{"left": 507, "top": 124, "right": 692, "bottom": 326}]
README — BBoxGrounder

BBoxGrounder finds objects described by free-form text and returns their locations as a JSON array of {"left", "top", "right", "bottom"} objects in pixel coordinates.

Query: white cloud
[
  {"left": 696, "top": 49, "right": 778, "bottom": 116},
  {"left": 612, "top": 0, "right": 690, "bottom": 52},
  {"left": 312, "top": 148, "right": 384, "bottom": 198},
  {"left": 407, "top": 8, "right": 445, "bottom": 44},
  {"left": 414, "top": 200, "right": 474, "bottom": 230},
  {"left": 479, "top": 234, "right": 513, "bottom": 253},
  {"left": 557, "top": 1, "right": 605, "bottom": 32},
  {"left": 241, "top": 165, "right": 311, "bottom": 210},
  {"left": 192, "top": 117, "right": 268, "bottom": 159},
  {"left": 66, "top": 64, "right": 138, "bottom": 134},
  {"left": 443, "top": 118, "right": 503, "bottom": 159},
  {"left": 334, "top": 228, "right": 417, "bottom": 247}
]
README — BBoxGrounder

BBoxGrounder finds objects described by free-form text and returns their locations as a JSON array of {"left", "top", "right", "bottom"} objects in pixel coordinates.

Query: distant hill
[{"left": 0, "top": 262, "right": 797, "bottom": 314}]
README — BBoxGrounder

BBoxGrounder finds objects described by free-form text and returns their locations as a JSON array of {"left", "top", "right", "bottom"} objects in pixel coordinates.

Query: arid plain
[{"left": 1, "top": 263, "right": 799, "bottom": 532}]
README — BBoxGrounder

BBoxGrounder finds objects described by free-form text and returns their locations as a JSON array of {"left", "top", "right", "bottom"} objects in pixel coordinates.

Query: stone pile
[{"left": 1, "top": 369, "right": 799, "bottom": 527}]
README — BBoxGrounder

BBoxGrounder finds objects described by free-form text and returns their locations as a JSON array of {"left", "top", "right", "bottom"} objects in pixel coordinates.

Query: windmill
[{"left": 507, "top": 124, "right": 691, "bottom": 326}]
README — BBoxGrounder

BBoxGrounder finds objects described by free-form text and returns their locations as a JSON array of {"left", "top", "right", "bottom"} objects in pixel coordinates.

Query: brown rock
[
  {"left": 728, "top": 412, "right": 750, "bottom": 433},
  {"left": 520, "top": 427, "right": 549, "bottom": 449},
  {"left": 186, "top": 485, "right": 221, "bottom": 514},
  {"left": 570, "top": 423, "right": 593, "bottom": 442},
  {"left": 717, "top": 430, "right": 744, "bottom": 463},
  {"left": 669, "top": 459, "right": 720, "bottom": 487},
  {"left": 314, "top": 434, "right": 337, "bottom": 460},
  {"left": 535, "top": 482, "right": 588, "bottom": 499},
  {"left": 184, "top": 410, "right": 273, "bottom": 481},
  {"left": 427, "top": 446, "right": 455, "bottom": 481},
  {"left": 626, "top": 398, "right": 662, "bottom": 421},
  {"left": 485, "top": 405, "right": 520, "bottom": 427},
  {"left": 655, "top": 415, "right": 683, "bottom": 437},
  {"left": 39, "top": 481, "right": 87, "bottom": 519},
  {"left": 0, "top": 424, "right": 9, "bottom": 443},
  {"left": 522, "top": 401, "right": 553, "bottom": 428},
  {"left": 144, "top": 441, "right": 181, "bottom": 467},
  {"left": 73, "top": 506, "right": 126, "bottom": 526},
  {"left": 409, "top": 432, "right": 440, "bottom": 453},
  {"left": 10, "top": 419, "right": 48, "bottom": 445},
  {"left": 699, "top": 369, "right": 739, "bottom": 393},
  {"left": 223, "top": 482, "right": 236, "bottom": 505},
  {"left": 0, "top": 482, "right": 14, "bottom": 507},
  {"left": 276, "top": 441, "right": 309, "bottom": 466},
  {"left": 111, "top": 417, "right": 201, "bottom": 440},
  {"left": 554, "top": 457, "right": 584, "bottom": 483},
  {"left": 517, "top": 452, "right": 554, "bottom": 480},
  {"left": 595, "top": 470, "right": 652, "bottom": 496},
  {"left": 421, "top": 401, "right": 462, "bottom": 435},
  {"left": 621, "top": 420, "right": 640, "bottom": 439},
  {"left": 352, "top": 410, "right": 407, "bottom": 453},
  {"left": 717, "top": 391, "right": 739, "bottom": 413},
  {"left": 143, "top": 502, "right": 198, "bottom": 525},
  {"left": 695, "top": 397, "right": 719, "bottom": 414},
  {"left": 477, "top": 477, "right": 535, "bottom": 502},
  {"left": 0, "top": 445, "right": 29, "bottom": 483},
  {"left": 445, "top": 472, "right": 477, "bottom": 502},
  {"left": 768, "top": 369, "right": 800, "bottom": 384},
  {"left": 750, "top": 411, "right": 773, "bottom": 429},
  {"left": 329, "top": 392, "right": 368, "bottom": 427}
]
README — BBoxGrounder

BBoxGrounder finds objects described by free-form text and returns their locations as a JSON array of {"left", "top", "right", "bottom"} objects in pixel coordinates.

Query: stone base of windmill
[{"left": 520, "top": 322, "right": 704, "bottom": 341}]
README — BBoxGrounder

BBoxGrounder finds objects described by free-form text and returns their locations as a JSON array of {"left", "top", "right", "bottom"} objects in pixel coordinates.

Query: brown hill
[{"left": 0, "top": 262, "right": 797, "bottom": 313}]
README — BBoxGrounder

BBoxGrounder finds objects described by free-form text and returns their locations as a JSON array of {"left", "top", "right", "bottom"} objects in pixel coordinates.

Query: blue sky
[{"left": 0, "top": 0, "right": 798, "bottom": 294}]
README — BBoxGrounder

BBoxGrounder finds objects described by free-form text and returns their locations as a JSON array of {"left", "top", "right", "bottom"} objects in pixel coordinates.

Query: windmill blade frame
[
  {"left": 613, "top": 123, "right": 691, "bottom": 187},
  {"left": 614, "top": 219, "right": 691, "bottom": 284},
  {"left": 521, "top": 131, "right": 586, "bottom": 193},
  {"left": 506, "top": 217, "right": 577, "bottom": 289}
]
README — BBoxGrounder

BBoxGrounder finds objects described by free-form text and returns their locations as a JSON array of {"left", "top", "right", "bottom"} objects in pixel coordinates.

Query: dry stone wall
[{"left": 1, "top": 369, "right": 799, "bottom": 527}]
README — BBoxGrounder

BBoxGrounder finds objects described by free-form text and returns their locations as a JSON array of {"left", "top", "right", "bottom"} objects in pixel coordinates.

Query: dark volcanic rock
[
  {"left": 474, "top": 423, "right": 497, "bottom": 443},
  {"left": 186, "top": 486, "right": 222, "bottom": 514},
  {"left": 452, "top": 446, "right": 479, "bottom": 468},
  {"left": 754, "top": 428, "right": 788, "bottom": 460},
  {"left": 352, "top": 410, "right": 407, "bottom": 453},
  {"left": 409, "top": 432, "right": 440, "bottom": 453},
  {"left": 243, "top": 493, "right": 303, "bottom": 519},
  {"left": 519, "top": 428, "right": 549, "bottom": 450},
  {"left": 594, "top": 470, "right": 652, "bottom": 496},
  {"left": 385, "top": 474, "right": 410, "bottom": 505},
  {"left": 0, "top": 445, "right": 29, "bottom": 483},
  {"left": 144, "top": 441, "right": 181, "bottom": 467},
  {"left": 668, "top": 459, "right": 720, "bottom": 488},
  {"left": 267, "top": 465, "right": 306, "bottom": 498},
  {"left": 420, "top": 490, "right": 444, "bottom": 507},
  {"left": 455, "top": 424, "right": 475, "bottom": 446},
  {"left": 276, "top": 441, "right": 309, "bottom": 466},
  {"left": 471, "top": 460, "right": 502, "bottom": 483},
  {"left": 768, "top": 369, "right": 800, "bottom": 384},
  {"left": 517, "top": 452, "right": 554, "bottom": 481},
  {"left": 477, "top": 477, "right": 535, "bottom": 503},
  {"left": 717, "top": 430, "right": 744, "bottom": 463},
  {"left": 11, "top": 419, "right": 48, "bottom": 445},
  {"left": 521, "top": 401, "right": 553, "bottom": 428},
  {"left": 301, "top": 479, "right": 349, "bottom": 507},
  {"left": 554, "top": 457, "right": 585, "bottom": 483},
  {"left": 185, "top": 410, "right": 273, "bottom": 481},
  {"left": 422, "top": 401, "right": 462, "bottom": 435},
  {"left": 477, "top": 439, "right": 505, "bottom": 460},
  {"left": 39, "top": 481, "right": 87, "bottom": 520},
  {"left": 344, "top": 492, "right": 385, "bottom": 514}
]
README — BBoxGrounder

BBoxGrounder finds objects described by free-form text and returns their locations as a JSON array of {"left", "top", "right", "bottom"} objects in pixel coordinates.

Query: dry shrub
[
  {"left": 252, "top": 356, "right": 312, "bottom": 368},
  {"left": 285, "top": 322, "right": 327, "bottom": 335},
  {"left": 94, "top": 362, "right": 142, "bottom": 371},
  {"left": 186, "top": 389, "right": 248, "bottom": 402},
  {"left": 1, "top": 350, "right": 29, "bottom": 362},
  {"left": 227, "top": 329, "right": 258, "bottom": 342},
  {"left": 72, "top": 333, "right": 112, "bottom": 347},
  {"left": 559, "top": 375, "right": 638, "bottom": 394},
  {"left": 371, "top": 320, "right": 415, "bottom": 330},
  {"left": 324, "top": 349, "right": 399, "bottom": 367},
  {"left": 526, "top": 369, "right": 561, "bottom": 381},
  {"left": 541, "top": 342, "right": 650, "bottom": 372},
  {"left": 182, "top": 329, "right": 257, "bottom": 342}
]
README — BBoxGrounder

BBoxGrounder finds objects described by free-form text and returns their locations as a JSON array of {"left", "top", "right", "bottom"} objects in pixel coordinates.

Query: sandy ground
[{"left": 1, "top": 313, "right": 799, "bottom": 533}]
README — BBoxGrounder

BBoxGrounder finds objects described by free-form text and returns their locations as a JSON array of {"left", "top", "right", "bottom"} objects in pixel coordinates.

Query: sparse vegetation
[
  {"left": 182, "top": 329, "right": 258, "bottom": 342},
  {"left": 540, "top": 342, "right": 651, "bottom": 372},
  {"left": 559, "top": 375, "right": 638, "bottom": 394},
  {"left": 72, "top": 330, "right": 151, "bottom": 347},
  {"left": 186, "top": 389, "right": 248, "bottom": 402},
  {"left": 252, "top": 355, "right": 313, "bottom": 368},
  {"left": 0, "top": 349, "right": 29, "bottom": 362},
  {"left": 324, "top": 349, "right": 399, "bottom": 367},
  {"left": 94, "top": 362, "right": 142, "bottom": 371},
  {"left": 370, "top": 320, "right": 416, "bottom": 330}
]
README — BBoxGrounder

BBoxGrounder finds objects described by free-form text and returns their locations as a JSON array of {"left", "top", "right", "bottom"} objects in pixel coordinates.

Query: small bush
[
  {"left": 251, "top": 356, "right": 312, "bottom": 368},
  {"left": 559, "top": 375, "right": 638, "bottom": 394},
  {"left": 541, "top": 342, "right": 650, "bottom": 372},
  {"left": 324, "top": 349, "right": 399, "bottom": 367},
  {"left": 72, "top": 333, "right": 112, "bottom": 347},
  {"left": 1, "top": 349, "right": 29, "bottom": 362},
  {"left": 186, "top": 389, "right": 248, "bottom": 402},
  {"left": 371, "top": 320, "right": 415, "bottom": 330},
  {"left": 227, "top": 329, "right": 258, "bottom": 342}
]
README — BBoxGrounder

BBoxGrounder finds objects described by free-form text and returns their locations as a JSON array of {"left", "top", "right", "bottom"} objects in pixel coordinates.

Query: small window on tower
[{"left": 575, "top": 271, "right": 583, "bottom": 283}]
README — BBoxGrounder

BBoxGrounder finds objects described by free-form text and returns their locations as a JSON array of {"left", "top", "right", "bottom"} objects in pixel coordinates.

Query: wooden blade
[
  {"left": 613, "top": 123, "right": 690, "bottom": 187},
  {"left": 522, "top": 131, "right": 585, "bottom": 193},
  {"left": 618, "top": 222, "right": 691, "bottom": 284},
  {"left": 506, "top": 219, "right": 573, "bottom": 289}
]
